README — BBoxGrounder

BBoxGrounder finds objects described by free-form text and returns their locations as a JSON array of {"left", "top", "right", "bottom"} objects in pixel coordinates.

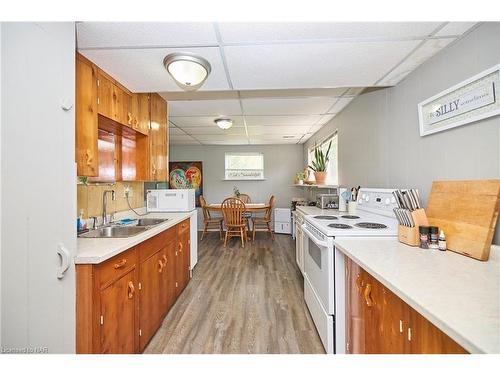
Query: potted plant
[
  {"left": 295, "top": 171, "right": 306, "bottom": 185},
  {"left": 308, "top": 141, "right": 332, "bottom": 185}
]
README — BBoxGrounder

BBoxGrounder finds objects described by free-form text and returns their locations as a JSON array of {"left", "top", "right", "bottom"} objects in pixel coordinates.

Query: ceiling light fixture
[
  {"left": 163, "top": 52, "right": 211, "bottom": 91},
  {"left": 214, "top": 118, "right": 233, "bottom": 130}
]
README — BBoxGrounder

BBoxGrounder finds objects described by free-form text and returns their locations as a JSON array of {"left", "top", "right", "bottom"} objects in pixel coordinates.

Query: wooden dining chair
[
  {"left": 252, "top": 195, "right": 276, "bottom": 241},
  {"left": 235, "top": 194, "right": 252, "bottom": 232},
  {"left": 199, "top": 195, "right": 223, "bottom": 241},
  {"left": 221, "top": 197, "right": 248, "bottom": 248}
]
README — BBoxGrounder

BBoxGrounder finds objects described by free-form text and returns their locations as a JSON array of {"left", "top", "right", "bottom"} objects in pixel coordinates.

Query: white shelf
[{"left": 292, "top": 184, "right": 338, "bottom": 189}]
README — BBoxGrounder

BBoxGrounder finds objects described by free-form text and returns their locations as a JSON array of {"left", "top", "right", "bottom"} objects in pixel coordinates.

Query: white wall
[
  {"left": 169, "top": 144, "right": 305, "bottom": 229},
  {"left": 304, "top": 22, "right": 500, "bottom": 243},
  {"left": 0, "top": 22, "right": 3, "bottom": 348}
]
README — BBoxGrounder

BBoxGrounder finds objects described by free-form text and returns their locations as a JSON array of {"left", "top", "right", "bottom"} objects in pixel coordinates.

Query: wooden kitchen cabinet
[
  {"left": 75, "top": 54, "right": 98, "bottom": 177},
  {"left": 129, "top": 93, "right": 149, "bottom": 136},
  {"left": 100, "top": 267, "right": 138, "bottom": 354},
  {"left": 149, "top": 93, "right": 169, "bottom": 181},
  {"left": 76, "top": 222, "right": 192, "bottom": 354},
  {"left": 345, "top": 257, "right": 467, "bottom": 354}
]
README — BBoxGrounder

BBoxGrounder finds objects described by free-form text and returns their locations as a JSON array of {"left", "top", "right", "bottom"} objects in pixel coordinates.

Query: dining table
[{"left": 206, "top": 203, "right": 270, "bottom": 212}]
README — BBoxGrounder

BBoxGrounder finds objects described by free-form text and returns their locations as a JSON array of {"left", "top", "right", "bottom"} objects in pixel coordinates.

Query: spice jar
[
  {"left": 429, "top": 226, "right": 439, "bottom": 250},
  {"left": 419, "top": 226, "right": 429, "bottom": 249},
  {"left": 438, "top": 230, "right": 447, "bottom": 251}
]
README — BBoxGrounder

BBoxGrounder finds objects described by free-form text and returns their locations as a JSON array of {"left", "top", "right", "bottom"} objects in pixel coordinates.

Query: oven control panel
[{"left": 357, "top": 189, "right": 398, "bottom": 216}]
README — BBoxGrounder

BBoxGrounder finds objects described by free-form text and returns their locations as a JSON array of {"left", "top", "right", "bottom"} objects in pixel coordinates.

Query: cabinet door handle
[
  {"left": 127, "top": 281, "right": 135, "bottom": 299},
  {"left": 399, "top": 320, "right": 404, "bottom": 333},
  {"left": 158, "top": 259, "right": 164, "bottom": 273},
  {"left": 114, "top": 259, "right": 127, "bottom": 269},
  {"left": 85, "top": 149, "right": 93, "bottom": 166},
  {"left": 163, "top": 254, "right": 167, "bottom": 265},
  {"left": 356, "top": 274, "right": 363, "bottom": 293},
  {"left": 127, "top": 112, "right": 132, "bottom": 125},
  {"left": 179, "top": 242, "right": 183, "bottom": 253},
  {"left": 364, "top": 283, "right": 374, "bottom": 307},
  {"left": 407, "top": 327, "right": 412, "bottom": 341}
]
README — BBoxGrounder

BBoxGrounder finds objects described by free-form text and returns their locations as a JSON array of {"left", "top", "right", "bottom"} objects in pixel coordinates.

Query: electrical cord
[{"left": 125, "top": 191, "right": 148, "bottom": 217}]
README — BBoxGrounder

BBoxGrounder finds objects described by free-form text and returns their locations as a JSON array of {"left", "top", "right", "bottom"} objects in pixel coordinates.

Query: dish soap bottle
[{"left": 438, "top": 230, "right": 447, "bottom": 251}]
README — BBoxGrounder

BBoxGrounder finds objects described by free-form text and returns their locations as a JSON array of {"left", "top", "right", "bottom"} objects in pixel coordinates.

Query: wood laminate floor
[{"left": 144, "top": 232, "right": 325, "bottom": 354}]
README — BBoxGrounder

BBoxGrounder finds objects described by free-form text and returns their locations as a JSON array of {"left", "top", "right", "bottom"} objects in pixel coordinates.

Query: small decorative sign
[{"left": 418, "top": 64, "right": 500, "bottom": 136}]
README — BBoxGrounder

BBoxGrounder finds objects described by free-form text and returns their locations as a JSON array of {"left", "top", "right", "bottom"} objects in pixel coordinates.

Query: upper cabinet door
[
  {"left": 117, "top": 84, "right": 132, "bottom": 127},
  {"left": 75, "top": 54, "right": 98, "bottom": 177},
  {"left": 136, "top": 93, "right": 150, "bottom": 136},
  {"left": 149, "top": 94, "right": 168, "bottom": 181},
  {"left": 97, "top": 70, "right": 120, "bottom": 122}
]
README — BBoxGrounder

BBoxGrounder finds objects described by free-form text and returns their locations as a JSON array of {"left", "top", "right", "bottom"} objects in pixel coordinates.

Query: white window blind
[
  {"left": 225, "top": 152, "right": 264, "bottom": 180},
  {"left": 308, "top": 132, "right": 338, "bottom": 185}
]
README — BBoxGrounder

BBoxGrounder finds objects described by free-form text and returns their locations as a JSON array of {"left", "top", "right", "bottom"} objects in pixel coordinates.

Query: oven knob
[
  {"left": 365, "top": 195, "right": 370, "bottom": 202},
  {"left": 390, "top": 196, "right": 396, "bottom": 204},
  {"left": 385, "top": 198, "right": 390, "bottom": 205}
]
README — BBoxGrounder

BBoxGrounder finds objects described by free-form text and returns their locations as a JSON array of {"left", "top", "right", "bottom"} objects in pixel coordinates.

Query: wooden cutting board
[{"left": 426, "top": 180, "right": 500, "bottom": 261}]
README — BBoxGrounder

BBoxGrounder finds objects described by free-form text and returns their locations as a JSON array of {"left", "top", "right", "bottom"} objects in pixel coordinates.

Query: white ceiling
[{"left": 77, "top": 22, "right": 477, "bottom": 145}]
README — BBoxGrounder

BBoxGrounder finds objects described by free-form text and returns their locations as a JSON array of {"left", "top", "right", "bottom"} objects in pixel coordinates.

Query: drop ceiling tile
[
  {"left": 327, "top": 98, "right": 354, "bottom": 114},
  {"left": 250, "top": 134, "right": 303, "bottom": 141},
  {"left": 170, "top": 139, "right": 201, "bottom": 145},
  {"left": 218, "top": 22, "right": 441, "bottom": 43},
  {"left": 169, "top": 127, "right": 185, "bottom": 135},
  {"left": 247, "top": 125, "right": 310, "bottom": 135},
  {"left": 170, "top": 134, "right": 198, "bottom": 141},
  {"left": 434, "top": 22, "right": 477, "bottom": 37},
  {"left": 244, "top": 115, "right": 321, "bottom": 126},
  {"left": 169, "top": 99, "right": 242, "bottom": 117},
  {"left": 79, "top": 47, "right": 229, "bottom": 92},
  {"left": 195, "top": 134, "right": 248, "bottom": 142},
  {"left": 181, "top": 126, "right": 247, "bottom": 136},
  {"left": 224, "top": 40, "right": 420, "bottom": 90},
  {"left": 171, "top": 116, "right": 245, "bottom": 128},
  {"left": 249, "top": 139, "right": 298, "bottom": 145},
  {"left": 241, "top": 97, "right": 337, "bottom": 115},
  {"left": 77, "top": 22, "right": 218, "bottom": 48},
  {"left": 317, "top": 114, "right": 336, "bottom": 125},
  {"left": 377, "top": 38, "right": 454, "bottom": 86}
]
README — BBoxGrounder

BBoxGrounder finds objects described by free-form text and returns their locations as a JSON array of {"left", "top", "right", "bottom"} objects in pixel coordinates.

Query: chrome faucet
[{"left": 102, "top": 190, "right": 116, "bottom": 226}]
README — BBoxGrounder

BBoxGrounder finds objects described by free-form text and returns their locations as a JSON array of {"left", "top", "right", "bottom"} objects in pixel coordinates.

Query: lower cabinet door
[
  {"left": 161, "top": 241, "right": 177, "bottom": 313},
  {"left": 407, "top": 306, "right": 467, "bottom": 354},
  {"left": 100, "top": 268, "right": 137, "bottom": 354},
  {"left": 138, "top": 252, "right": 163, "bottom": 351},
  {"left": 346, "top": 258, "right": 366, "bottom": 354}
]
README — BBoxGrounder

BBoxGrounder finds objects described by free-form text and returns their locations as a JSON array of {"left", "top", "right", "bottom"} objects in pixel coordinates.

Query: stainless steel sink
[
  {"left": 79, "top": 226, "right": 148, "bottom": 238},
  {"left": 135, "top": 218, "right": 168, "bottom": 227}
]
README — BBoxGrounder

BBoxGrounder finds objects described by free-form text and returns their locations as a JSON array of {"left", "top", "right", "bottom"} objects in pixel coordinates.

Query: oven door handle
[{"left": 302, "top": 224, "right": 329, "bottom": 248}]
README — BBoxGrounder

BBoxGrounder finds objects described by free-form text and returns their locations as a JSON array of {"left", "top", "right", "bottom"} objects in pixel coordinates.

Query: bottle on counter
[
  {"left": 438, "top": 230, "right": 447, "bottom": 251},
  {"left": 419, "top": 226, "right": 429, "bottom": 249},
  {"left": 429, "top": 226, "right": 439, "bottom": 250}
]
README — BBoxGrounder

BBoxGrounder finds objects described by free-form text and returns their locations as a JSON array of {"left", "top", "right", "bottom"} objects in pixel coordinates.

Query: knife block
[{"left": 398, "top": 208, "right": 429, "bottom": 247}]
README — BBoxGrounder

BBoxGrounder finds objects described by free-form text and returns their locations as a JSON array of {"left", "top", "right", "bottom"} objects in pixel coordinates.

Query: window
[
  {"left": 225, "top": 152, "right": 264, "bottom": 180},
  {"left": 307, "top": 132, "right": 338, "bottom": 185}
]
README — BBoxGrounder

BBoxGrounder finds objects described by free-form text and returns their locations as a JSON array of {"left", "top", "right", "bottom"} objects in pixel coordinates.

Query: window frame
[{"left": 224, "top": 152, "right": 265, "bottom": 181}]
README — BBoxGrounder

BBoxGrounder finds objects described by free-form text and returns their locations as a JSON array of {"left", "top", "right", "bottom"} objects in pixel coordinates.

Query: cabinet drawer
[
  {"left": 137, "top": 232, "right": 166, "bottom": 262},
  {"left": 97, "top": 248, "right": 137, "bottom": 288},
  {"left": 177, "top": 219, "right": 190, "bottom": 235}
]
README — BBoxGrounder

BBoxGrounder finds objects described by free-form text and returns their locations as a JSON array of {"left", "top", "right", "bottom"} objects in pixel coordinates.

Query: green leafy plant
[
  {"left": 308, "top": 141, "right": 332, "bottom": 172},
  {"left": 296, "top": 171, "right": 306, "bottom": 180},
  {"left": 233, "top": 186, "right": 240, "bottom": 197}
]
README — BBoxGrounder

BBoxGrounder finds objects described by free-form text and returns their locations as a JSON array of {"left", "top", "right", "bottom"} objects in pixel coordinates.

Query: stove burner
[
  {"left": 341, "top": 215, "right": 360, "bottom": 219},
  {"left": 314, "top": 215, "right": 338, "bottom": 220},
  {"left": 355, "top": 222, "right": 387, "bottom": 229},
  {"left": 328, "top": 223, "right": 352, "bottom": 229}
]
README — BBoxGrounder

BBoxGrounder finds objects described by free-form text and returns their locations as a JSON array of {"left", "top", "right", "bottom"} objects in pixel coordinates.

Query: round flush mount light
[
  {"left": 163, "top": 52, "right": 211, "bottom": 90},
  {"left": 214, "top": 118, "right": 233, "bottom": 130}
]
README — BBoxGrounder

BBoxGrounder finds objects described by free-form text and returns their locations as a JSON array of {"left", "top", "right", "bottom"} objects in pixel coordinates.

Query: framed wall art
[
  {"left": 169, "top": 161, "right": 203, "bottom": 207},
  {"left": 418, "top": 64, "right": 500, "bottom": 136}
]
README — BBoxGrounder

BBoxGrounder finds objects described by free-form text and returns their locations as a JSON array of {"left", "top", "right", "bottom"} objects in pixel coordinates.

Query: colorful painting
[{"left": 169, "top": 161, "right": 203, "bottom": 206}]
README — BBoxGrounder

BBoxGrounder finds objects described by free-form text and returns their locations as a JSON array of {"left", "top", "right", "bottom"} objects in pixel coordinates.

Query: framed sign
[{"left": 418, "top": 64, "right": 500, "bottom": 136}]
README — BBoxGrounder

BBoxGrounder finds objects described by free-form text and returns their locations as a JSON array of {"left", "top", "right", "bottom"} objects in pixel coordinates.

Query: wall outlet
[{"left": 124, "top": 185, "right": 133, "bottom": 198}]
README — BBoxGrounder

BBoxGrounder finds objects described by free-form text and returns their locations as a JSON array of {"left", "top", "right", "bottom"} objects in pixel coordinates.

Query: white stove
[{"left": 301, "top": 188, "right": 399, "bottom": 354}]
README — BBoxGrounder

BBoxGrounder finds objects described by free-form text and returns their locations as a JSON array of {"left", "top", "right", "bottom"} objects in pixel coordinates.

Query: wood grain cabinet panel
[
  {"left": 149, "top": 93, "right": 168, "bottom": 181},
  {"left": 97, "top": 70, "right": 119, "bottom": 122},
  {"left": 99, "top": 268, "right": 138, "bottom": 354},
  {"left": 75, "top": 54, "right": 98, "bottom": 177},
  {"left": 76, "top": 224, "right": 191, "bottom": 353},
  {"left": 345, "top": 257, "right": 467, "bottom": 354},
  {"left": 136, "top": 93, "right": 150, "bottom": 136}
]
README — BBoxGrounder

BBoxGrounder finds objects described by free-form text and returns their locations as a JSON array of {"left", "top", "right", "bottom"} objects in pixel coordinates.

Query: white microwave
[{"left": 146, "top": 189, "right": 195, "bottom": 212}]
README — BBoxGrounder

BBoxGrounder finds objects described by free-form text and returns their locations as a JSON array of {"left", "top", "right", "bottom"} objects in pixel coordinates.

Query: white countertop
[
  {"left": 334, "top": 237, "right": 500, "bottom": 354},
  {"left": 76, "top": 209, "right": 195, "bottom": 265},
  {"left": 295, "top": 206, "right": 341, "bottom": 216}
]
